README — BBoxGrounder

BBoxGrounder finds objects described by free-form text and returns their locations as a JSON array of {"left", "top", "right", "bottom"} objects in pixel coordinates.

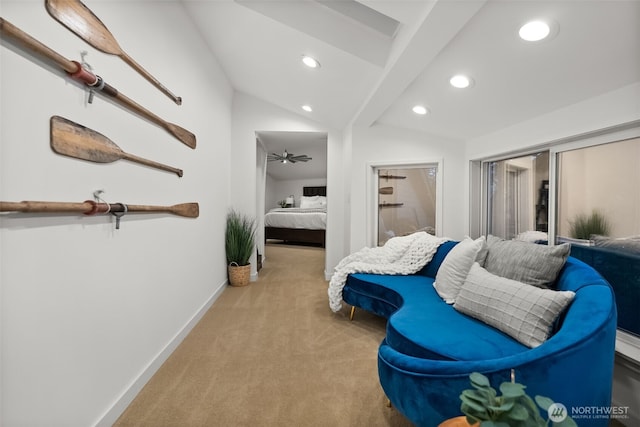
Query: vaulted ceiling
[{"left": 182, "top": 0, "right": 639, "bottom": 174}]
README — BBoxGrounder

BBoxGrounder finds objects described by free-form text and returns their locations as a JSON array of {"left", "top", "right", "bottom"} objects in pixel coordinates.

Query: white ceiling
[{"left": 182, "top": 0, "right": 640, "bottom": 176}]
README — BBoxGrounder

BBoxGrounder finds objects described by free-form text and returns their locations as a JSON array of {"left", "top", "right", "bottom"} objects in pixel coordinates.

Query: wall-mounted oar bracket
[{"left": 110, "top": 203, "right": 127, "bottom": 230}]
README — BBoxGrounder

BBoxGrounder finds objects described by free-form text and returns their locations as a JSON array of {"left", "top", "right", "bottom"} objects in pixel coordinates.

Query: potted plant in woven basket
[
  {"left": 225, "top": 209, "right": 256, "bottom": 287},
  {"left": 439, "top": 372, "right": 577, "bottom": 427}
]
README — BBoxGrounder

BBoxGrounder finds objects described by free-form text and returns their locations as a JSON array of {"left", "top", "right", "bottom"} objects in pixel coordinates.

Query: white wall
[
  {"left": 466, "top": 83, "right": 640, "bottom": 159},
  {"left": 0, "top": 2, "right": 232, "bottom": 426},
  {"left": 349, "top": 124, "right": 467, "bottom": 250},
  {"left": 230, "top": 92, "right": 345, "bottom": 278}
]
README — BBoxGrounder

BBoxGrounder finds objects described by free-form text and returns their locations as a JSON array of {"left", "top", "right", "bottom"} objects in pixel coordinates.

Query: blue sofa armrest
[{"left": 568, "top": 243, "right": 640, "bottom": 337}]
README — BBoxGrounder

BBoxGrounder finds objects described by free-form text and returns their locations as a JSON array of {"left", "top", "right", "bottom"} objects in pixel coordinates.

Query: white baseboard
[{"left": 94, "top": 281, "right": 228, "bottom": 427}]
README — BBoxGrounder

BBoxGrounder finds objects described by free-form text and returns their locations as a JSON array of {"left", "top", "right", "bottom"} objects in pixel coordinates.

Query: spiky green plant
[
  {"left": 569, "top": 210, "right": 610, "bottom": 240},
  {"left": 225, "top": 210, "right": 256, "bottom": 266},
  {"left": 460, "top": 372, "right": 576, "bottom": 427}
]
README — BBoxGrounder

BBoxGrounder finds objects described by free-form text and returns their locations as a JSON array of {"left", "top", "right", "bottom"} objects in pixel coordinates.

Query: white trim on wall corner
[{"left": 94, "top": 281, "right": 228, "bottom": 427}]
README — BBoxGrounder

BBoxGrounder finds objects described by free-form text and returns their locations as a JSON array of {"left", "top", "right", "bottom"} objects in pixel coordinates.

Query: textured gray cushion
[
  {"left": 433, "top": 236, "right": 486, "bottom": 304},
  {"left": 483, "top": 235, "right": 570, "bottom": 288},
  {"left": 454, "top": 263, "right": 575, "bottom": 348}
]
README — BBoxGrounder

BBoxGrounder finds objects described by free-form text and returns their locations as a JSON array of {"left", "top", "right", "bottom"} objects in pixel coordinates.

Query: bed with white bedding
[{"left": 265, "top": 186, "right": 326, "bottom": 247}]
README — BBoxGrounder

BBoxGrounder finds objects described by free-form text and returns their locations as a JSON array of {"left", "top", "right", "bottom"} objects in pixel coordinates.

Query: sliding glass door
[{"left": 483, "top": 152, "right": 549, "bottom": 240}]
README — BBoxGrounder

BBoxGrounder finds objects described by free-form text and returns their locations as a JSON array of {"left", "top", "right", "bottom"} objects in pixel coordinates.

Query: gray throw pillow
[
  {"left": 483, "top": 235, "right": 570, "bottom": 288},
  {"left": 454, "top": 263, "right": 575, "bottom": 348}
]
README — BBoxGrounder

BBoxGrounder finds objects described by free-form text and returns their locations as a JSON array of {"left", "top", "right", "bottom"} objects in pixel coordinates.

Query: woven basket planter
[{"left": 228, "top": 263, "right": 251, "bottom": 287}]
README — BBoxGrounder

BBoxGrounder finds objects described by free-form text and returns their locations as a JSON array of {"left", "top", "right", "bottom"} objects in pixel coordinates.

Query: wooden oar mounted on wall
[
  {"left": 50, "top": 116, "right": 184, "bottom": 177},
  {"left": 1, "top": 200, "right": 199, "bottom": 229},
  {"left": 45, "top": 0, "right": 182, "bottom": 105},
  {"left": 0, "top": 17, "right": 196, "bottom": 149}
]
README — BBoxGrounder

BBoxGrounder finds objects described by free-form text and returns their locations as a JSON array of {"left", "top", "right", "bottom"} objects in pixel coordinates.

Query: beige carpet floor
[{"left": 114, "top": 243, "right": 414, "bottom": 427}]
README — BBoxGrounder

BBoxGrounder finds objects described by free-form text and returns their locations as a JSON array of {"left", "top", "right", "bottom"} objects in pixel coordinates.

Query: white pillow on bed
[{"left": 300, "top": 196, "right": 326, "bottom": 209}]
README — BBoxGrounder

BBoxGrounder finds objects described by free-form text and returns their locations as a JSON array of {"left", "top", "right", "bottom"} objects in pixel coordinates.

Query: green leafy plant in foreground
[{"left": 460, "top": 372, "right": 577, "bottom": 427}]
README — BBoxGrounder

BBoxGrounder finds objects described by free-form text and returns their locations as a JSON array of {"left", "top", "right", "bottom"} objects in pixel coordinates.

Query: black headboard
[{"left": 303, "top": 186, "right": 326, "bottom": 196}]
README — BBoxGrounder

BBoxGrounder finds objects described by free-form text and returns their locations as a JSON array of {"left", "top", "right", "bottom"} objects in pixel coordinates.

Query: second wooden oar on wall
[
  {"left": 0, "top": 17, "right": 196, "bottom": 149},
  {"left": 50, "top": 116, "right": 183, "bottom": 177},
  {"left": 45, "top": 0, "right": 182, "bottom": 105},
  {"left": 0, "top": 200, "right": 199, "bottom": 218}
]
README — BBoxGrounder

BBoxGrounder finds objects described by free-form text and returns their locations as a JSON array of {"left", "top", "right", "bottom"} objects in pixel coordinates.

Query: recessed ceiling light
[
  {"left": 412, "top": 105, "right": 428, "bottom": 115},
  {"left": 450, "top": 75, "right": 472, "bottom": 89},
  {"left": 302, "top": 55, "right": 320, "bottom": 68},
  {"left": 302, "top": 105, "right": 313, "bottom": 112},
  {"left": 519, "top": 21, "right": 550, "bottom": 41}
]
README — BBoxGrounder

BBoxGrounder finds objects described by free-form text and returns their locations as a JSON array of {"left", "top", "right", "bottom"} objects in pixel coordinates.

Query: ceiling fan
[{"left": 267, "top": 149, "right": 312, "bottom": 163}]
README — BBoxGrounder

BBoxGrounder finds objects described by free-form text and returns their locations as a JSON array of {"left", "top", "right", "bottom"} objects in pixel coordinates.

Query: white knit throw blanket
[{"left": 328, "top": 232, "right": 448, "bottom": 312}]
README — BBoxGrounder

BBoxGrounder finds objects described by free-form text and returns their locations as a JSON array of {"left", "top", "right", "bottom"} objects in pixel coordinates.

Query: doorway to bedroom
[{"left": 256, "top": 131, "right": 328, "bottom": 265}]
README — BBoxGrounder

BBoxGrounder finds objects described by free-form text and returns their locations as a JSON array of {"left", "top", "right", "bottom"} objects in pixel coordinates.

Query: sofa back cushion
[
  {"left": 483, "top": 235, "right": 570, "bottom": 288},
  {"left": 418, "top": 240, "right": 458, "bottom": 278}
]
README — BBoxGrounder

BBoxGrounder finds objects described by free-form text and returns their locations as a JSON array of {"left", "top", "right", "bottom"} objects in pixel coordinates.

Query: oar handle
[
  {"left": 0, "top": 17, "right": 77, "bottom": 73},
  {"left": 0, "top": 200, "right": 100, "bottom": 214},
  {"left": 121, "top": 152, "right": 183, "bottom": 177},
  {"left": 121, "top": 53, "right": 182, "bottom": 105}
]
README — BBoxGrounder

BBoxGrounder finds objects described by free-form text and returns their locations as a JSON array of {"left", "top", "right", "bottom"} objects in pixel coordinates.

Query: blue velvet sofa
[
  {"left": 568, "top": 243, "right": 640, "bottom": 337},
  {"left": 342, "top": 240, "right": 617, "bottom": 427}
]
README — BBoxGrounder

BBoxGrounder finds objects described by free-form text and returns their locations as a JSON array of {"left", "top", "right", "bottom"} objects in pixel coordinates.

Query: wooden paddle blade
[
  {"left": 50, "top": 116, "right": 123, "bottom": 163},
  {"left": 125, "top": 203, "right": 199, "bottom": 218},
  {"left": 164, "top": 122, "right": 196, "bottom": 149},
  {"left": 45, "top": 0, "right": 122, "bottom": 55},
  {"left": 46, "top": 0, "right": 183, "bottom": 105},
  {"left": 171, "top": 203, "right": 199, "bottom": 218}
]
